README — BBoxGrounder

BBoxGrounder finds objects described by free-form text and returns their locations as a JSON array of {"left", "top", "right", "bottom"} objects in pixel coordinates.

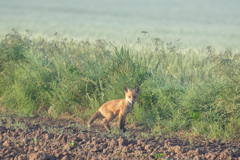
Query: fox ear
[
  {"left": 124, "top": 87, "right": 129, "bottom": 93},
  {"left": 135, "top": 87, "right": 140, "bottom": 94}
]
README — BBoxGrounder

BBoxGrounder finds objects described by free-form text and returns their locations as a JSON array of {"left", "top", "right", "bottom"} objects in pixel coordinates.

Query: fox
[{"left": 88, "top": 87, "right": 140, "bottom": 132}]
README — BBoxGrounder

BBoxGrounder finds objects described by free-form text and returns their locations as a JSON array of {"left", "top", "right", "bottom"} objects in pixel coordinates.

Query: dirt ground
[{"left": 0, "top": 115, "right": 240, "bottom": 160}]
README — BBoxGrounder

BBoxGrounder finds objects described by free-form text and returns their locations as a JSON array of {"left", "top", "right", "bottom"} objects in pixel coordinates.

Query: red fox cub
[{"left": 88, "top": 87, "right": 140, "bottom": 132}]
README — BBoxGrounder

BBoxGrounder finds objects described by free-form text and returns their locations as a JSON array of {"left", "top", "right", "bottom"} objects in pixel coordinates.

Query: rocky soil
[{"left": 0, "top": 115, "right": 240, "bottom": 160}]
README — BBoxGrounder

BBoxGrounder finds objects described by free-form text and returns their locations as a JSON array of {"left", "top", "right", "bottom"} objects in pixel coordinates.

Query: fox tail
[{"left": 88, "top": 110, "right": 101, "bottom": 127}]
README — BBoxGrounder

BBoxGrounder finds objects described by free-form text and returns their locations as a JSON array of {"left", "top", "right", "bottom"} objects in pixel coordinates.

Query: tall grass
[{"left": 1, "top": 30, "right": 240, "bottom": 140}]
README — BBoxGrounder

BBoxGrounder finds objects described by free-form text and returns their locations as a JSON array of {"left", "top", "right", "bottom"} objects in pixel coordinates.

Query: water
[{"left": 1, "top": 0, "right": 240, "bottom": 50}]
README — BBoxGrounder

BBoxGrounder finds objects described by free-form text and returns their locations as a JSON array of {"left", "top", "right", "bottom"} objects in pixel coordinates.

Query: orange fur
[{"left": 88, "top": 87, "right": 140, "bottom": 132}]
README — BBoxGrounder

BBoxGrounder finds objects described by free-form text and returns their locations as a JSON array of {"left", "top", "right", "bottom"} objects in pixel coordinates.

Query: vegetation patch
[{"left": 1, "top": 30, "right": 240, "bottom": 140}]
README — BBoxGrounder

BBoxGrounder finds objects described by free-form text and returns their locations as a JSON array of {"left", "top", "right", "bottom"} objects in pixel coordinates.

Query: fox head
[{"left": 124, "top": 87, "right": 140, "bottom": 104}]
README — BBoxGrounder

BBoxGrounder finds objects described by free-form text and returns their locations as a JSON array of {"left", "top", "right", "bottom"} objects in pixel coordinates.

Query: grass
[
  {"left": 69, "top": 140, "right": 75, "bottom": 148},
  {"left": 1, "top": 30, "right": 240, "bottom": 140},
  {"left": 33, "top": 137, "right": 39, "bottom": 145},
  {"left": 151, "top": 152, "right": 165, "bottom": 160},
  {"left": 11, "top": 120, "right": 28, "bottom": 130}
]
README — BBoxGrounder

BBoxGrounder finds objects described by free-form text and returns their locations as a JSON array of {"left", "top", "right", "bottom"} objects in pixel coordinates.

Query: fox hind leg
[
  {"left": 102, "top": 112, "right": 115, "bottom": 132},
  {"left": 102, "top": 118, "right": 111, "bottom": 131}
]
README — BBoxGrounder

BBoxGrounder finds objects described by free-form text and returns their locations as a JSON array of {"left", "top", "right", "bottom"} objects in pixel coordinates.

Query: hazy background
[{"left": 0, "top": 0, "right": 240, "bottom": 50}]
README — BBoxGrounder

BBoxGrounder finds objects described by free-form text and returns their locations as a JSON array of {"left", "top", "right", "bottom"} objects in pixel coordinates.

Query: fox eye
[{"left": 128, "top": 96, "right": 131, "bottom": 98}]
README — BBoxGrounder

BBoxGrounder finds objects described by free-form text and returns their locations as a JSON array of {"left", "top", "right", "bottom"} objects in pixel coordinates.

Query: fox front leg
[{"left": 118, "top": 114, "right": 126, "bottom": 132}]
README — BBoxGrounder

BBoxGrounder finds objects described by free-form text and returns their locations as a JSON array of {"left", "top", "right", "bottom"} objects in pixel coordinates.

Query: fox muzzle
[{"left": 126, "top": 97, "right": 133, "bottom": 104}]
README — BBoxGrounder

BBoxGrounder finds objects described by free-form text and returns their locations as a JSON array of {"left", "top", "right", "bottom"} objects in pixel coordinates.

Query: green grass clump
[{"left": 0, "top": 30, "right": 240, "bottom": 140}]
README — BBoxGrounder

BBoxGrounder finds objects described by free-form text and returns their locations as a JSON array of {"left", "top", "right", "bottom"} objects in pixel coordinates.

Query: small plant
[
  {"left": 205, "top": 136, "right": 209, "bottom": 146},
  {"left": 231, "top": 146, "right": 238, "bottom": 152},
  {"left": 57, "top": 145, "right": 62, "bottom": 150},
  {"left": 6, "top": 118, "right": 11, "bottom": 128},
  {"left": 110, "top": 127, "right": 122, "bottom": 135},
  {"left": 12, "top": 120, "right": 27, "bottom": 130},
  {"left": 193, "top": 112, "right": 200, "bottom": 121},
  {"left": 41, "top": 125, "right": 46, "bottom": 131},
  {"left": 189, "top": 138, "right": 194, "bottom": 149},
  {"left": 69, "top": 140, "right": 75, "bottom": 148},
  {"left": 32, "top": 120, "right": 36, "bottom": 125},
  {"left": 140, "top": 132, "right": 150, "bottom": 139},
  {"left": 123, "top": 131, "right": 131, "bottom": 139},
  {"left": 139, "top": 153, "right": 147, "bottom": 159},
  {"left": 58, "top": 128, "right": 64, "bottom": 134},
  {"left": 152, "top": 152, "right": 165, "bottom": 159},
  {"left": 33, "top": 137, "right": 38, "bottom": 145}
]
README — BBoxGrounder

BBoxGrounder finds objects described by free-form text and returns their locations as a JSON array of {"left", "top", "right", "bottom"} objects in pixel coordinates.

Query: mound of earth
[{"left": 0, "top": 115, "right": 240, "bottom": 159}]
